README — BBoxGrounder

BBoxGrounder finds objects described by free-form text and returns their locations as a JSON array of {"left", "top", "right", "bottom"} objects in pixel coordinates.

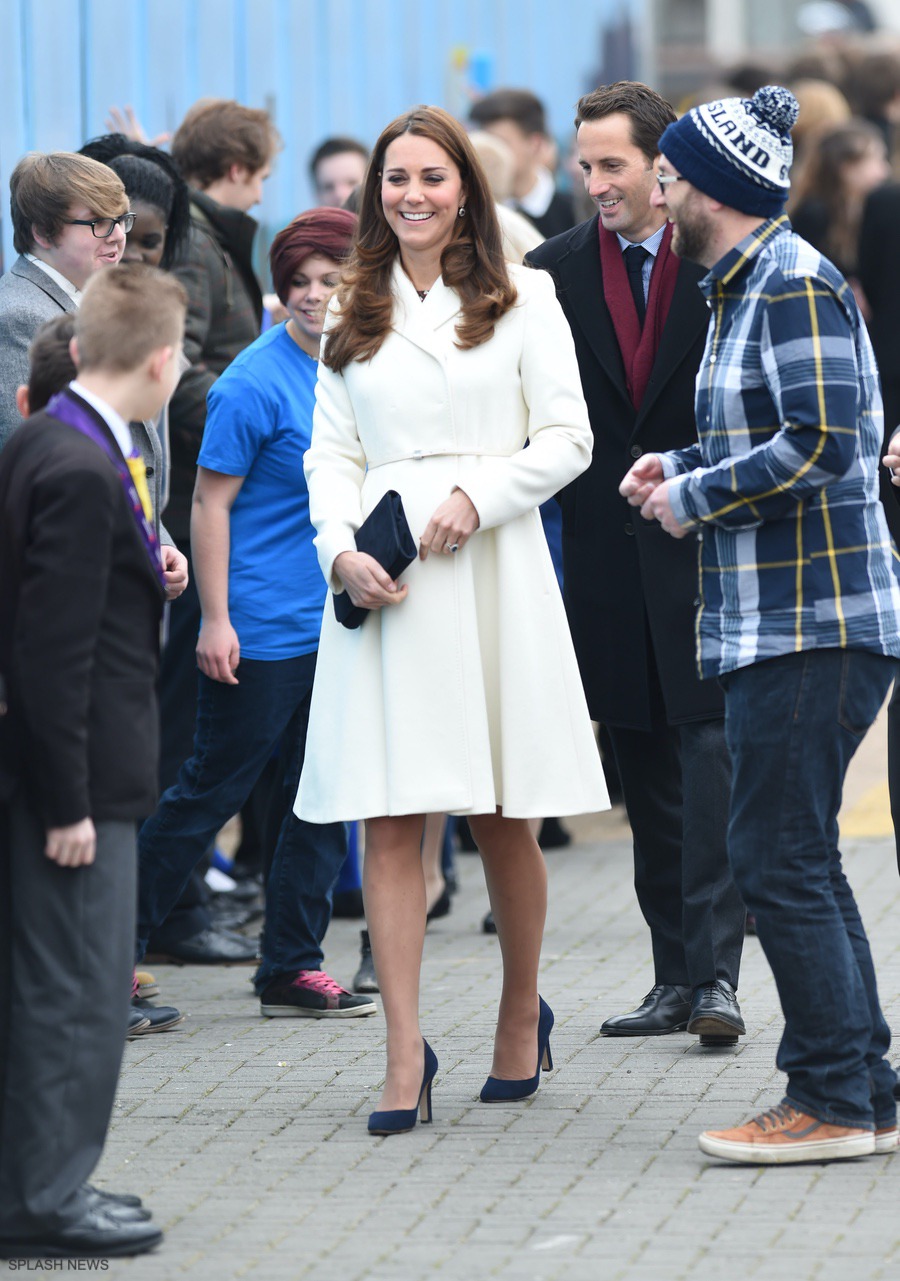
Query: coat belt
[{"left": 366, "top": 448, "right": 518, "bottom": 469}]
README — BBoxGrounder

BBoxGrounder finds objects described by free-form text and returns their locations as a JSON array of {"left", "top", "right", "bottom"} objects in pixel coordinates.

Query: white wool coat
[{"left": 294, "top": 261, "right": 609, "bottom": 822}]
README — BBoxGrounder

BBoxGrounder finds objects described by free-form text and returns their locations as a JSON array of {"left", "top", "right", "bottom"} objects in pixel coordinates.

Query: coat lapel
[
  {"left": 635, "top": 260, "right": 709, "bottom": 429},
  {"left": 12, "top": 255, "right": 76, "bottom": 313},
  {"left": 391, "top": 261, "right": 461, "bottom": 361},
  {"left": 550, "top": 219, "right": 631, "bottom": 408}
]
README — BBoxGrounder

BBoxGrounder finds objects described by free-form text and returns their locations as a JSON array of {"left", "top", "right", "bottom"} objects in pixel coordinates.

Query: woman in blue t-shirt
[{"left": 136, "top": 208, "right": 377, "bottom": 1019}]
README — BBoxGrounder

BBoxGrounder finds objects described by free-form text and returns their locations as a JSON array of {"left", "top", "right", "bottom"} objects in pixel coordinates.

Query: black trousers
[
  {"left": 605, "top": 678, "right": 745, "bottom": 990},
  {"left": 0, "top": 795, "right": 135, "bottom": 1235},
  {"left": 153, "top": 545, "right": 210, "bottom": 945}
]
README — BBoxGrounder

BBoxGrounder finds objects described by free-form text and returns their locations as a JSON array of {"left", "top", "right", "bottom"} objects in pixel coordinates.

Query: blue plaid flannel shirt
[{"left": 662, "top": 216, "right": 900, "bottom": 679}]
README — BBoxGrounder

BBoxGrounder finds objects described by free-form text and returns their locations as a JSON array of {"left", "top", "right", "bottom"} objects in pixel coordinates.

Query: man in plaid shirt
[{"left": 622, "top": 84, "right": 900, "bottom": 1165}]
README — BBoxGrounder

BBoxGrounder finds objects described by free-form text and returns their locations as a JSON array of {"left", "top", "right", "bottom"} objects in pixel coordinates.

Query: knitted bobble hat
[{"left": 658, "top": 85, "right": 799, "bottom": 216}]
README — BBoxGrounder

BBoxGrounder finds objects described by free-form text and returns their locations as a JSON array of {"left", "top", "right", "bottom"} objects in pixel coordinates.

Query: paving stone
[{"left": 82, "top": 828, "right": 900, "bottom": 1281}]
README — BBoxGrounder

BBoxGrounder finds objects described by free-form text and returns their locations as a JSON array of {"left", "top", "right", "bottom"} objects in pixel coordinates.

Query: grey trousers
[{"left": 0, "top": 793, "right": 136, "bottom": 1235}]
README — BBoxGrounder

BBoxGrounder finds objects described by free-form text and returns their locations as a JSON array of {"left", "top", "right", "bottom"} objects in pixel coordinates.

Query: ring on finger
[{"left": 447, "top": 543, "right": 460, "bottom": 554}]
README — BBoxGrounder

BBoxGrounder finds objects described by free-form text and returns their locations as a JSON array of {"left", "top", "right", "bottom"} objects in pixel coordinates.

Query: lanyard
[{"left": 46, "top": 391, "right": 167, "bottom": 591}]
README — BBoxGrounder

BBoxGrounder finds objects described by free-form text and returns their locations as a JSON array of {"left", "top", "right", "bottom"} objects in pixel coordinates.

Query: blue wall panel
[{"left": 0, "top": 0, "right": 643, "bottom": 276}]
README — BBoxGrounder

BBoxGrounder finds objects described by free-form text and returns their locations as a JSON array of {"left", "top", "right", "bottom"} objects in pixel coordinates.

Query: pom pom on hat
[
  {"left": 750, "top": 85, "right": 800, "bottom": 134},
  {"left": 658, "top": 84, "right": 799, "bottom": 217}
]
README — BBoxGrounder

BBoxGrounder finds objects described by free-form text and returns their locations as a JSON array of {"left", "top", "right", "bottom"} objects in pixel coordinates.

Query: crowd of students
[{"left": 4, "top": 24, "right": 900, "bottom": 1257}]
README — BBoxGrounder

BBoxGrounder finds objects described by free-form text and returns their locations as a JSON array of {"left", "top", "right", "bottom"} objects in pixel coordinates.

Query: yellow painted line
[{"left": 841, "top": 782, "right": 893, "bottom": 838}]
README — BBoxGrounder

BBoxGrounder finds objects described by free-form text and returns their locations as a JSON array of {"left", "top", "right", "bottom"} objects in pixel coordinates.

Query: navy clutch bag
[{"left": 333, "top": 489, "right": 417, "bottom": 629}]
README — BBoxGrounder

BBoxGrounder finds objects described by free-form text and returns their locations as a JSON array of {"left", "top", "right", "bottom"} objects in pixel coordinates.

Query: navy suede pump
[
  {"left": 368, "top": 1040, "right": 438, "bottom": 1135},
  {"left": 479, "top": 996, "right": 554, "bottom": 1103}
]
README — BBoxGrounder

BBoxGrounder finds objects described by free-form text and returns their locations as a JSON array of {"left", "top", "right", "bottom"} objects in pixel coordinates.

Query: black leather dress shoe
[
  {"left": 130, "top": 997, "right": 185, "bottom": 1033},
  {"left": 687, "top": 980, "right": 745, "bottom": 1045},
  {"left": 0, "top": 1206, "right": 163, "bottom": 1258},
  {"left": 83, "top": 1187, "right": 150, "bottom": 1222},
  {"left": 144, "top": 925, "right": 259, "bottom": 965},
  {"left": 600, "top": 984, "right": 692, "bottom": 1035},
  {"left": 127, "top": 1008, "right": 152, "bottom": 1039},
  {"left": 85, "top": 1184, "right": 143, "bottom": 1209}
]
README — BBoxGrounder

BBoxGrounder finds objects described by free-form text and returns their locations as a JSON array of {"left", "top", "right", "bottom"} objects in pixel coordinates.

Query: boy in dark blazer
[
  {"left": 527, "top": 82, "right": 746, "bottom": 1042},
  {"left": 0, "top": 263, "right": 186, "bottom": 1259}
]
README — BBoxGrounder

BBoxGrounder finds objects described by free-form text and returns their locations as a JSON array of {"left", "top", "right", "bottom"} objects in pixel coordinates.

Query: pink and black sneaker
[{"left": 260, "top": 969, "right": 377, "bottom": 1019}]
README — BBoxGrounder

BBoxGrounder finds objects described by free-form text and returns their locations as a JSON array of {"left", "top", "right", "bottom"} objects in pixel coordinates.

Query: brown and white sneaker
[
  {"left": 135, "top": 969, "right": 160, "bottom": 1000},
  {"left": 699, "top": 1101, "right": 875, "bottom": 1164}
]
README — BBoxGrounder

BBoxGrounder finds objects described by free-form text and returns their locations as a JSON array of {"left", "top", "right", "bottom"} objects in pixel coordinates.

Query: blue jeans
[
  {"left": 136, "top": 652, "right": 346, "bottom": 991},
  {"left": 722, "top": 648, "right": 898, "bottom": 1129}
]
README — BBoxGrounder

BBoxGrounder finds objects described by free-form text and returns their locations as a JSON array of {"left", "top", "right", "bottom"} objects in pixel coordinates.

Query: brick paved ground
[{"left": 32, "top": 796, "right": 897, "bottom": 1281}]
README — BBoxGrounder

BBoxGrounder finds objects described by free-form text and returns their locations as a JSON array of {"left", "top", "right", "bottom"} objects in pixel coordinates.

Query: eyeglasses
[
  {"left": 66, "top": 212, "right": 136, "bottom": 238},
  {"left": 656, "top": 173, "right": 684, "bottom": 194}
]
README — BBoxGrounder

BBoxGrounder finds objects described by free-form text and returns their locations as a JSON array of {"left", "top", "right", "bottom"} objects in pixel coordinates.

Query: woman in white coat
[{"left": 295, "top": 106, "right": 608, "bottom": 1134}]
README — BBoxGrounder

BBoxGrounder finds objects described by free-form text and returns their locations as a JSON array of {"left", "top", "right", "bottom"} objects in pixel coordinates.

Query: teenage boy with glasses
[{"left": 0, "top": 152, "right": 130, "bottom": 445}]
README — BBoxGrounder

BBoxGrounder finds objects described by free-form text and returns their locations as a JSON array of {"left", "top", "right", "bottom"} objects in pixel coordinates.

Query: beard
[{"left": 671, "top": 209, "right": 712, "bottom": 266}]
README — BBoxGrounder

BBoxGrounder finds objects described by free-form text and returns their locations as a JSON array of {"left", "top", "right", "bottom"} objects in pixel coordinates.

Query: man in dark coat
[
  {"left": 527, "top": 81, "right": 746, "bottom": 1042},
  {"left": 0, "top": 263, "right": 185, "bottom": 1258}
]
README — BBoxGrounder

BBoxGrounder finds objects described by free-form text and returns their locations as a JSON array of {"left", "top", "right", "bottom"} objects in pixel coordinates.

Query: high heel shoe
[
  {"left": 368, "top": 1040, "right": 438, "bottom": 1135},
  {"left": 479, "top": 996, "right": 554, "bottom": 1103}
]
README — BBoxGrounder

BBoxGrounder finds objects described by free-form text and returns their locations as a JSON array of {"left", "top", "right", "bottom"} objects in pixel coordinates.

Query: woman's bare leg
[
  {"left": 468, "top": 811, "right": 547, "bottom": 1080},
  {"left": 422, "top": 812, "right": 448, "bottom": 914},
  {"left": 364, "top": 813, "right": 428, "bottom": 1110}
]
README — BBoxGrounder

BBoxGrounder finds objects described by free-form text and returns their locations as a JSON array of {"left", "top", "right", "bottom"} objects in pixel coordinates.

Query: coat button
[
  {"left": 630, "top": 445, "right": 642, "bottom": 458},
  {"left": 145, "top": 466, "right": 154, "bottom": 476},
  {"left": 624, "top": 522, "right": 634, "bottom": 536}
]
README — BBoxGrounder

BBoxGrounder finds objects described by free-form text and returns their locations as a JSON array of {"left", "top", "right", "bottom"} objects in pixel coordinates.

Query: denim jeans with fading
[
  {"left": 722, "top": 647, "right": 898, "bottom": 1129},
  {"left": 137, "top": 652, "right": 346, "bottom": 990}
]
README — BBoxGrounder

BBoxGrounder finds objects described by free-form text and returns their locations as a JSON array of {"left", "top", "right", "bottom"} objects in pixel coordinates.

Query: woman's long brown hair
[{"left": 323, "top": 105, "right": 517, "bottom": 373}]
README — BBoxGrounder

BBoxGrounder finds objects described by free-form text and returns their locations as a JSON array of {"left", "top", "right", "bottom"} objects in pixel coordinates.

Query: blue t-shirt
[{"left": 199, "top": 323, "right": 325, "bottom": 660}]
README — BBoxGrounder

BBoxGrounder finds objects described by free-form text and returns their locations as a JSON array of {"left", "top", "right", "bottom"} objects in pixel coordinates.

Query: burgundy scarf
[{"left": 599, "top": 220, "right": 680, "bottom": 410}]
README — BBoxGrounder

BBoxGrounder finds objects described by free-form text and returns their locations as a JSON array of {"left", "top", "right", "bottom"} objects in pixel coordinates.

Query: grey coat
[
  {"left": 0, "top": 255, "right": 173, "bottom": 544},
  {"left": 0, "top": 256, "right": 74, "bottom": 446}
]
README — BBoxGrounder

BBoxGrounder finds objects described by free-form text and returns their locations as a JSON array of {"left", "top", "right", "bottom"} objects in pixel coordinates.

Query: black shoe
[
  {"left": 82, "top": 1187, "right": 150, "bottom": 1222},
  {"left": 209, "top": 902, "right": 264, "bottom": 932},
  {"left": 426, "top": 885, "right": 451, "bottom": 923},
  {"left": 127, "top": 1008, "right": 152, "bottom": 1039},
  {"left": 144, "top": 926, "right": 259, "bottom": 965},
  {"left": 84, "top": 1185, "right": 142, "bottom": 1210},
  {"left": 600, "top": 984, "right": 692, "bottom": 1036},
  {"left": 538, "top": 816, "right": 571, "bottom": 849},
  {"left": 332, "top": 888, "right": 366, "bottom": 919},
  {"left": 482, "top": 910, "right": 497, "bottom": 935},
  {"left": 0, "top": 1207, "right": 163, "bottom": 1258},
  {"left": 210, "top": 876, "right": 261, "bottom": 904},
  {"left": 687, "top": 980, "right": 745, "bottom": 1045},
  {"left": 130, "top": 997, "right": 185, "bottom": 1033},
  {"left": 353, "top": 930, "right": 379, "bottom": 993}
]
